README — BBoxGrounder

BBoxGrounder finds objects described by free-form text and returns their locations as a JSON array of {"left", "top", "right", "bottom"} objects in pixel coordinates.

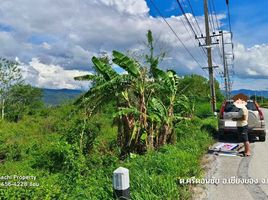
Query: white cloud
[
  {"left": 96, "top": 0, "right": 149, "bottom": 16},
  {"left": 234, "top": 43, "right": 268, "bottom": 78},
  {"left": 19, "top": 58, "right": 90, "bottom": 89},
  {"left": 42, "top": 42, "right": 51, "bottom": 50},
  {"left": 0, "top": 0, "right": 265, "bottom": 90},
  {"left": 0, "top": 0, "right": 212, "bottom": 89}
]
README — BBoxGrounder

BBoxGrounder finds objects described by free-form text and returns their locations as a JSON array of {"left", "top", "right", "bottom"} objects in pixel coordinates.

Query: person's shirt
[{"left": 237, "top": 106, "right": 248, "bottom": 127}]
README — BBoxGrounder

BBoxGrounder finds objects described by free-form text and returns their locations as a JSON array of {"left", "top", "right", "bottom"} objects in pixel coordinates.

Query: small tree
[
  {"left": 0, "top": 58, "right": 22, "bottom": 119},
  {"left": 5, "top": 84, "right": 43, "bottom": 122}
]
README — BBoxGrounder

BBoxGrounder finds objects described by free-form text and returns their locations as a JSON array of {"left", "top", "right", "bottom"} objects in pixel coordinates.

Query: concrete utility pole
[
  {"left": 221, "top": 32, "right": 230, "bottom": 99},
  {"left": 204, "top": 0, "right": 217, "bottom": 113}
]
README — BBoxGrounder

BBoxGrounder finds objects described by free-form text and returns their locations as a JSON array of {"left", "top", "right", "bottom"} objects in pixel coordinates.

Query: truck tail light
[
  {"left": 255, "top": 102, "right": 264, "bottom": 120},
  {"left": 258, "top": 109, "right": 264, "bottom": 120},
  {"left": 219, "top": 101, "right": 226, "bottom": 119}
]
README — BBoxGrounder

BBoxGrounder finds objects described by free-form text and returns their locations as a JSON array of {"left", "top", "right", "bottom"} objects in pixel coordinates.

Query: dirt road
[{"left": 202, "top": 108, "right": 268, "bottom": 200}]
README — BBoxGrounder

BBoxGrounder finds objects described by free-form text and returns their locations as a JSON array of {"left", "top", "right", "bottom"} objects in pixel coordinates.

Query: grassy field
[{"left": 0, "top": 102, "right": 217, "bottom": 199}]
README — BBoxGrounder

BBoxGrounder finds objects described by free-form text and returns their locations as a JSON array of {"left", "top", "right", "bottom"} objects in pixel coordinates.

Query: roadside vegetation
[
  {"left": 250, "top": 95, "right": 268, "bottom": 109},
  {"left": 0, "top": 31, "right": 223, "bottom": 199}
]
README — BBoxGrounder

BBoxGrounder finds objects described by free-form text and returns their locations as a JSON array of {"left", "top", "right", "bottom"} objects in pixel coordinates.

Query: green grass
[
  {"left": 0, "top": 103, "right": 216, "bottom": 199},
  {"left": 260, "top": 102, "right": 268, "bottom": 109}
]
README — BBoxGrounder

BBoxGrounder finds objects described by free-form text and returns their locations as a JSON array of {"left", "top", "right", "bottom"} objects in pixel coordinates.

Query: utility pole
[
  {"left": 222, "top": 31, "right": 234, "bottom": 96},
  {"left": 221, "top": 31, "right": 230, "bottom": 99},
  {"left": 204, "top": 0, "right": 217, "bottom": 113},
  {"left": 221, "top": 32, "right": 228, "bottom": 99}
]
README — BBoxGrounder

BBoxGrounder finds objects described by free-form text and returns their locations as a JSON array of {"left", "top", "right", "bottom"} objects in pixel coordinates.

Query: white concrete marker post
[{"left": 113, "top": 167, "right": 130, "bottom": 199}]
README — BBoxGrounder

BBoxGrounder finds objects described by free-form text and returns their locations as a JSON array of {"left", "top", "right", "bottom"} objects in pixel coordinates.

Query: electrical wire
[
  {"left": 182, "top": 0, "right": 221, "bottom": 81},
  {"left": 148, "top": 0, "right": 208, "bottom": 76},
  {"left": 175, "top": 0, "right": 208, "bottom": 65},
  {"left": 175, "top": 0, "right": 218, "bottom": 79},
  {"left": 177, "top": 13, "right": 208, "bottom": 66},
  {"left": 176, "top": 0, "right": 198, "bottom": 37},
  {"left": 207, "top": 0, "right": 220, "bottom": 50},
  {"left": 176, "top": 0, "right": 222, "bottom": 83},
  {"left": 149, "top": 0, "right": 223, "bottom": 82},
  {"left": 226, "top": 1, "right": 232, "bottom": 37},
  {"left": 186, "top": 0, "right": 203, "bottom": 35},
  {"left": 208, "top": 0, "right": 216, "bottom": 32},
  {"left": 226, "top": 1, "right": 235, "bottom": 91},
  {"left": 176, "top": 0, "right": 209, "bottom": 61},
  {"left": 205, "top": 0, "right": 225, "bottom": 81},
  {"left": 211, "top": 0, "right": 220, "bottom": 30},
  {"left": 186, "top": 0, "right": 222, "bottom": 84}
]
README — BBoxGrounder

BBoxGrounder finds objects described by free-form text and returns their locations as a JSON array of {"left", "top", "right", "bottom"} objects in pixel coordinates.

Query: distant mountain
[
  {"left": 42, "top": 88, "right": 268, "bottom": 106},
  {"left": 42, "top": 88, "right": 84, "bottom": 105},
  {"left": 231, "top": 89, "right": 268, "bottom": 98}
]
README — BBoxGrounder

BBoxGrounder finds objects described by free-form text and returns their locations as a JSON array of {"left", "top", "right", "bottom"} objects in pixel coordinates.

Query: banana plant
[
  {"left": 75, "top": 52, "right": 151, "bottom": 155},
  {"left": 113, "top": 51, "right": 150, "bottom": 150},
  {"left": 176, "top": 94, "right": 195, "bottom": 118},
  {"left": 74, "top": 31, "right": 193, "bottom": 155},
  {"left": 150, "top": 67, "right": 180, "bottom": 145},
  {"left": 74, "top": 55, "right": 132, "bottom": 111}
]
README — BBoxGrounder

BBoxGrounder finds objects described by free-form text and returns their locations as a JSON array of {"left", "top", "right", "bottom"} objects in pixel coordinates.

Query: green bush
[
  {"left": 32, "top": 141, "right": 80, "bottom": 173},
  {"left": 195, "top": 102, "right": 212, "bottom": 118},
  {"left": 0, "top": 102, "right": 216, "bottom": 199}
]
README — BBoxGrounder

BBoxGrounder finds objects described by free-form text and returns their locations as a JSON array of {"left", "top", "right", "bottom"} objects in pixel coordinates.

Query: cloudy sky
[{"left": 0, "top": 0, "right": 267, "bottom": 90}]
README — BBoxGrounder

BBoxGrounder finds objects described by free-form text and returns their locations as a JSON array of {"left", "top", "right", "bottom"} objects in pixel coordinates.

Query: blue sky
[
  {"left": 145, "top": 0, "right": 268, "bottom": 90},
  {"left": 0, "top": 0, "right": 267, "bottom": 90},
  {"left": 146, "top": 0, "right": 268, "bottom": 46},
  {"left": 0, "top": 23, "right": 13, "bottom": 32}
]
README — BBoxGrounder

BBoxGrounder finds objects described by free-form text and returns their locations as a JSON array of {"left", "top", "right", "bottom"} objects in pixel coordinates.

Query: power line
[
  {"left": 206, "top": 0, "right": 224, "bottom": 81},
  {"left": 186, "top": 0, "right": 203, "bottom": 35},
  {"left": 177, "top": 13, "right": 208, "bottom": 66},
  {"left": 206, "top": 2, "right": 221, "bottom": 40},
  {"left": 175, "top": 0, "right": 218, "bottom": 79},
  {"left": 226, "top": 1, "right": 232, "bottom": 35},
  {"left": 208, "top": 0, "right": 216, "bottom": 32},
  {"left": 176, "top": 0, "right": 220, "bottom": 80},
  {"left": 176, "top": 0, "right": 209, "bottom": 61},
  {"left": 203, "top": 0, "right": 217, "bottom": 113},
  {"left": 211, "top": 0, "right": 220, "bottom": 30},
  {"left": 177, "top": 0, "right": 217, "bottom": 69},
  {"left": 174, "top": 0, "right": 208, "bottom": 65},
  {"left": 180, "top": 0, "right": 222, "bottom": 84},
  {"left": 148, "top": 0, "right": 208, "bottom": 75},
  {"left": 226, "top": 1, "right": 235, "bottom": 91},
  {"left": 176, "top": 0, "right": 198, "bottom": 37},
  {"left": 210, "top": 0, "right": 224, "bottom": 61}
]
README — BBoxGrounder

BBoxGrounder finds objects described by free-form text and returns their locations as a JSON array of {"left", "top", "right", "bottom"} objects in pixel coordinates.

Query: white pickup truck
[{"left": 218, "top": 99, "right": 266, "bottom": 141}]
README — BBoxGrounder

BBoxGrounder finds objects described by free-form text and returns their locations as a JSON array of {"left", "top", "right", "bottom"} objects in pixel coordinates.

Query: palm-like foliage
[
  {"left": 74, "top": 30, "right": 194, "bottom": 156},
  {"left": 112, "top": 51, "right": 140, "bottom": 78}
]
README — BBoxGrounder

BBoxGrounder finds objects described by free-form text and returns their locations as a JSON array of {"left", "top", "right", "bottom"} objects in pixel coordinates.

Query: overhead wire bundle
[
  {"left": 148, "top": 0, "right": 209, "bottom": 77},
  {"left": 147, "top": 0, "right": 235, "bottom": 91}
]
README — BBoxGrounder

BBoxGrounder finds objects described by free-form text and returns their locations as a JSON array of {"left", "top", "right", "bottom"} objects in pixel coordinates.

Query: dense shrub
[{"left": 0, "top": 101, "right": 216, "bottom": 199}]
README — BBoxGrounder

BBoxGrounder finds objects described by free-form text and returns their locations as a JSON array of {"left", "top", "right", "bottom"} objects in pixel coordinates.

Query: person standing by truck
[{"left": 232, "top": 94, "right": 250, "bottom": 156}]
